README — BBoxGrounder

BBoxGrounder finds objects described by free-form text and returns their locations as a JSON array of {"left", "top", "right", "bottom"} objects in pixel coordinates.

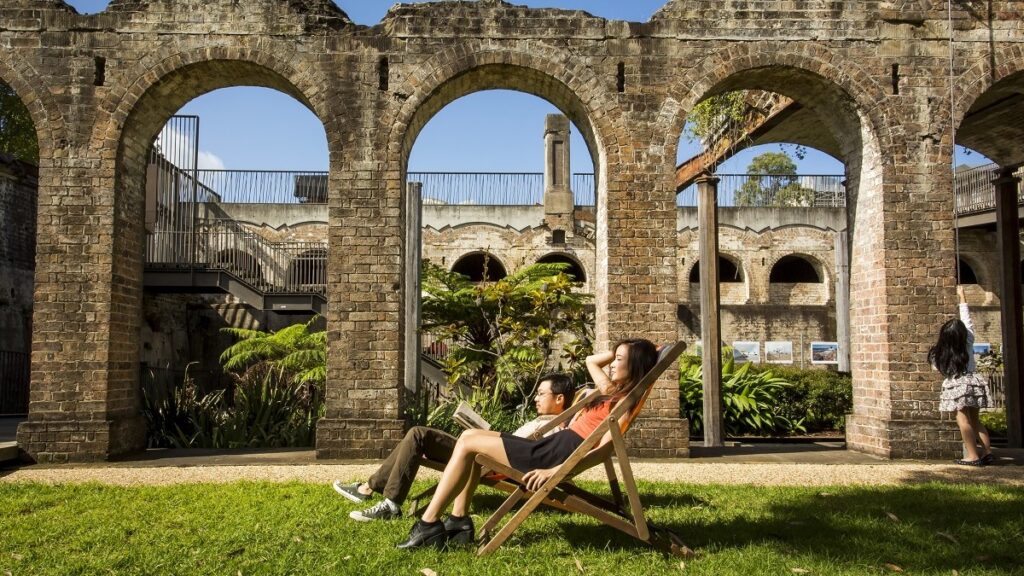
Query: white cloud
[{"left": 197, "top": 150, "right": 226, "bottom": 171}]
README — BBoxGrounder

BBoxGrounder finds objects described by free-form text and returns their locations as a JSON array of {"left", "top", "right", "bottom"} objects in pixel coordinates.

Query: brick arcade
[{"left": 2, "top": 0, "right": 1023, "bottom": 461}]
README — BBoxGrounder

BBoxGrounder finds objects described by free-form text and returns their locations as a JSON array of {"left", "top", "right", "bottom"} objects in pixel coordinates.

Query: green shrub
[
  {"left": 679, "top": 350, "right": 804, "bottom": 436},
  {"left": 981, "top": 410, "right": 1007, "bottom": 437},
  {"left": 752, "top": 366, "right": 852, "bottom": 433}
]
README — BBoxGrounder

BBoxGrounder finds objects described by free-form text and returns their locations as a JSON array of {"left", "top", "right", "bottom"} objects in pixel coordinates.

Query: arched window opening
[
  {"left": 451, "top": 252, "right": 508, "bottom": 282},
  {"left": 958, "top": 259, "right": 978, "bottom": 285},
  {"left": 689, "top": 257, "right": 743, "bottom": 283},
  {"left": 536, "top": 253, "right": 586, "bottom": 282},
  {"left": 770, "top": 255, "right": 822, "bottom": 283}
]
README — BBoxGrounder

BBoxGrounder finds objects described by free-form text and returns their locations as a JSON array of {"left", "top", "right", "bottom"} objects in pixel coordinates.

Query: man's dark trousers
[{"left": 366, "top": 426, "right": 457, "bottom": 504}]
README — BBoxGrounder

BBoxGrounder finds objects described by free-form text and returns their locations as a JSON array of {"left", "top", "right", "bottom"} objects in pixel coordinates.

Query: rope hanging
[{"left": 948, "top": 0, "right": 962, "bottom": 286}]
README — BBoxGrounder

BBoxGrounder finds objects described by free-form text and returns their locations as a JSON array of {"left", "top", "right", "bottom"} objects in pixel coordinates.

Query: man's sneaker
[
  {"left": 350, "top": 499, "right": 401, "bottom": 522},
  {"left": 333, "top": 480, "right": 371, "bottom": 503}
]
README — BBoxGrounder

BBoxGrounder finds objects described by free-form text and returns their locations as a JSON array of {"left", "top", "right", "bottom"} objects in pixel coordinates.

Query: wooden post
[
  {"left": 994, "top": 167, "right": 1023, "bottom": 448},
  {"left": 404, "top": 181, "right": 423, "bottom": 394},
  {"left": 696, "top": 174, "right": 723, "bottom": 447},
  {"left": 835, "top": 229, "right": 851, "bottom": 372}
]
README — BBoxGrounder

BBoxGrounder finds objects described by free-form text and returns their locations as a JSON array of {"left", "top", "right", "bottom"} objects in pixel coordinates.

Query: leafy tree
[
  {"left": 0, "top": 81, "right": 38, "bottom": 164},
  {"left": 219, "top": 315, "right": 326, "bottom": 386},
  {"left": 735, "top": 151, "right": 816, "bottom": 207},
  {"left": 421, "top": 259, "right": 593, "bottom": 422}
]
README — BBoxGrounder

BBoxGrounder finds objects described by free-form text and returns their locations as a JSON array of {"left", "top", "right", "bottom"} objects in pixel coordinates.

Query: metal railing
[
  {"left": 954, "top": 164, "right": 1024, "bottom": 216},
  {"left": 0, "top": 350, "right": 30, "bottom": 415},
  {"left": 147, "top": 220, "right": 327, "bottom": 294},
  {"left": 676, "top": 174, "right": 846, "bottom": 208},
  {"left": 195, "top": 170, "right": 329, "bottom": 204},
  {"left": 987, "top": 374, "right": 1005, "bottom": 410},
  {"left": 408, "top": 172, "right": 598, "bottom": 206}
]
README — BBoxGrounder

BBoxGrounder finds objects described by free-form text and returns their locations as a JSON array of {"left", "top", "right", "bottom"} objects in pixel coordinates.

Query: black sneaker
[
  {"left": 333, "top": 480, "right": 371, "bottom": 503},
  {"left": 349, "top": 499, "right": 400, "bottom": 522},
  {"left": 443, "top": 515, "right": 475, "bottom": 545},
  {"left": 396, "top": 520, "right": 447, "bottom": 550}
]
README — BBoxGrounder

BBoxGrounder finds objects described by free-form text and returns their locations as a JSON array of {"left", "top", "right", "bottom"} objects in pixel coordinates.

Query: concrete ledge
[{"left": 0, "top": 441, "right": 18, "bottom": 464}]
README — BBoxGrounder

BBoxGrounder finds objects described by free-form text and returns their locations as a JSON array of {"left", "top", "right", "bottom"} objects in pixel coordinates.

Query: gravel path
[{"left": 3, "top": 461, "right": 1021, "bottom": 487}]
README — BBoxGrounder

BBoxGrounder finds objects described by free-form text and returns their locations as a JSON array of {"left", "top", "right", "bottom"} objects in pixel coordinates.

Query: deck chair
[{"left": 473, "top": 341, "right": 692, "bottom": 558}]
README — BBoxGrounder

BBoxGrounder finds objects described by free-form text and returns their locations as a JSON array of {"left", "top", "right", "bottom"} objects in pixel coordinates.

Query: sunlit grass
[{"left": 1, "top": 480, "right": 1021, "bottom": 575}]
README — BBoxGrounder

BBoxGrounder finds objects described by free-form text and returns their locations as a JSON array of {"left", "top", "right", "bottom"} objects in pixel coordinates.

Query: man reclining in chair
[
  {"left": 396, "top": 338, "right": 659, "bottom": 550},
  {"left": 333, "top": 373, "right": 576, "bottom": 522}
]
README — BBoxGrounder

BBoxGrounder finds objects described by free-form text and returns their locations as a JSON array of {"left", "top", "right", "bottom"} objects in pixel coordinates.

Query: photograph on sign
[
  {"left": 810, "top": 342, "right": 840, "bottom": 365},
  {"left": 732, "top": 341, "right": 760, "bottom": 364},
  {"left": 765, "top": 341, "right": 794, "bottom": 364}
]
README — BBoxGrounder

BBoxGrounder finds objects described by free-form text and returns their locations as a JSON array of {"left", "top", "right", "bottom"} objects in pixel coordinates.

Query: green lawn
[{"left": 1, "top": 480, "right": 1021, "bottom": 575}]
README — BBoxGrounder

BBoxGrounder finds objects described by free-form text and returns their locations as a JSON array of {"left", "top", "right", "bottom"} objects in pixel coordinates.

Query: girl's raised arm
[{"left": 585, "top": 349, "right": 614, "bottom": 391}]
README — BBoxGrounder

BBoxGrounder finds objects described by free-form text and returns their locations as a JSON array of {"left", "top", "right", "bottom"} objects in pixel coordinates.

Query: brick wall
[{"left": 3, "top": 0, "right": 1022, "bottom": 460}]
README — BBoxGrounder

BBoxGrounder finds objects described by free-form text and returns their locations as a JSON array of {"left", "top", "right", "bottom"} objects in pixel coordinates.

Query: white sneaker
[
  {"left": 333, "top": 480, "right": 370, "bottom": 503},
  {"left": 349, "top": 499, "right": 400, "bottom": 522}
]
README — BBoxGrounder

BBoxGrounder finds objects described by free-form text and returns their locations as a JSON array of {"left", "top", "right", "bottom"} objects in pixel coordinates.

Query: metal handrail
[
  {"left": 676, "top": 174, "right": 846, "bottom": 208},
  {"left": 954, "top": 164, "right": 1024, "bottom": 216}
]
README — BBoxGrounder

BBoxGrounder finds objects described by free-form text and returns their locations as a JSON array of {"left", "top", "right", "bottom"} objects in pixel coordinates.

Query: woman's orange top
[{"left": 568, "top": 395, "right": 621, "bottom": 438}]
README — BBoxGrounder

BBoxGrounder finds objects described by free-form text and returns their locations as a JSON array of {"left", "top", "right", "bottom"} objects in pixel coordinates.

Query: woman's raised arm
[{"left": 585, "top": 349, "right": 614, "bottom": 391}]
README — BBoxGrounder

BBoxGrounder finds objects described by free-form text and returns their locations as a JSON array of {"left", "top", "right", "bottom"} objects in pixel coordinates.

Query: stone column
[
  {"left": 404, "top": 182, "right": 423, "bottom": 396},
  {"left": 834, "top": 228, "right": 851, "bottom": 373},
  {"left": 543, "top": 114, "right": 574, "bottom": 233},
  {"left": 696, "top": 174, "right": 723, "bottom": 447},
  {"left": 993, "top": 167, "right": 1023, "bottom": 448},
  {"left": 844, "top": 154, "right": 961, "bottom": 459},
  {"left": 596, "top": 128, "right": 688, "bottom": 458},
  {"left": 17, "top": 147, "right": 147, "bottom": 462}
]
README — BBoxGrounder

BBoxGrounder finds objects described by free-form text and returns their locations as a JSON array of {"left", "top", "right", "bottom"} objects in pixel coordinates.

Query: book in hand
[{"left": 453, "top": 400, "right": 491, "bottom": 431}]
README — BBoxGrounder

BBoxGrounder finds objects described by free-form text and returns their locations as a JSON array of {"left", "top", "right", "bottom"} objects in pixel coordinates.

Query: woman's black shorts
[{"left": 500, "top": 429, "right": 584, "bottom": 473}]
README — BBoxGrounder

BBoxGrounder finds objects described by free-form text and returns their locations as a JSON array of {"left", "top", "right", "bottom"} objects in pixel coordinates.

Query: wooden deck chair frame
[{"left": 472, "top": 341, "right": 692, "bottom": 558}]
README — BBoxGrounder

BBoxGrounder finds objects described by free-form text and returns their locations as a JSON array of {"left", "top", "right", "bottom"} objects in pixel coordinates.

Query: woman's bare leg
[
  {"left": 966, "top": 407, "right": 992, "bottom": 456},
  {"left": 451, "top": 462, "right": 482, "bottom": 517},
  {"left": 421, "top": 430, "right": 511, "bottom": 523},
  {"left": 955, "top": 409, "right": 981, "bottom": 461}
]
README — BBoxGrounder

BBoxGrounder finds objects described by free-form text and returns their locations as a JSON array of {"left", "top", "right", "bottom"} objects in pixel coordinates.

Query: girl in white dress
[{"left": 928, "top": 286, "right": 992, "bottom": 466}]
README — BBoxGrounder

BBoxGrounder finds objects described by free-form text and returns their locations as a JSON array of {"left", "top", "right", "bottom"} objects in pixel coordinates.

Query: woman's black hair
[
  {"left": 610, "top": 338, "right": 659, "bottom": 394},
  {"left": 927, "top": 318, "right": 970, "bottom": 378}
]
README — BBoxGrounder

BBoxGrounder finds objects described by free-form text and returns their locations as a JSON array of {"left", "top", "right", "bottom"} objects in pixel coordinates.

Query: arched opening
[
  {"left": 689, "top": 257, "right": 744, "bottom": 283},
  {"left": 401, "top": 61, "right": 604, "bottom": 432},
  {"left": 956, "top": 68, "right": 1024, "bottom": 445},
  {"left": 957, "top": 258, "right": 979, "bottom": 285},
  {"left": 537, "top": 252, "right": 586, "bottom": 283},
  {"left": 113, "top": 58, "right": 331, "bottom": 452},
  {"left": 674, "top": 62, "right": 881, "bottom": 446},
  {"left": 0, "top": 79, "right": 38, "bottom": 418},
  {"left": 770, "top": 255, "right": 822, "bottom": 283},
  {"left": 450, "top": 252, "right": 508, "bottom": 282}
]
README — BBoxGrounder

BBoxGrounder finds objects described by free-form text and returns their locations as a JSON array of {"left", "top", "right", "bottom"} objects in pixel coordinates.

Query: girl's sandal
[
  {"left": 954, "top": 458, "right": 985, "bottom": 467},
  {"left": 981, "top": 453, "right": 995, "bottom": 465}
]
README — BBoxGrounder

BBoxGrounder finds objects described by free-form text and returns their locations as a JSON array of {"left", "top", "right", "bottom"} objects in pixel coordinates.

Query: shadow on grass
[{"left": 469, "top": 483, "right": 1024, "bottom": 573}]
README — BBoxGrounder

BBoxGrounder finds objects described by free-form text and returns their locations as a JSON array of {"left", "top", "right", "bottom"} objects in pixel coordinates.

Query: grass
[{"left": 0, "top": 480, "right": 1022, "bottom": 575}]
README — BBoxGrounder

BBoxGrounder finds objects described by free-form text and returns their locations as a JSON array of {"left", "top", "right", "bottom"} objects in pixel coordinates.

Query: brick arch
[
  {"left": 954, "top": 43, "right": 1024, "bottom": 126},
  {"left": 90, "top": 43, "right": 334, "bottom": 162},
  {"left": 387, "top": 45, "right": 616, "bottom": 181},
  {"left": 0, "top": 57, "right": 62, "bottom": 164},
  {"left": 658, "top": 44, "right": 887, "bottom": 165},
  {"left": 536, "top": 251, "right": 588, "bottom": 283},
  {"left": 953, "top": 43, "right": 1024, "bottom": 165},
  {"left": 451, "top": 250, "right": 509, "bottom": 282},
  {"left": 687, "top": 252, "right": 746, "bottom": 283},
  {"left": 767, "top": 252, "right": 828, "bottom": 284}
]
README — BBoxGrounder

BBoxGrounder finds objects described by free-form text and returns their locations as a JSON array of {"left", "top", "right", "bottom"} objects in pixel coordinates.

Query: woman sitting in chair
[{"left": 396, "top": 338, "right": 659, "bottom": 550}]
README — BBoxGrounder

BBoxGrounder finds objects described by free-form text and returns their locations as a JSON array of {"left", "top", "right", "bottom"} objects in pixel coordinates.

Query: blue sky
[{"left": 62, "top": 0, "right": 984, "bottom": 174}]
